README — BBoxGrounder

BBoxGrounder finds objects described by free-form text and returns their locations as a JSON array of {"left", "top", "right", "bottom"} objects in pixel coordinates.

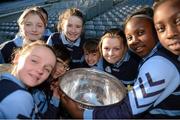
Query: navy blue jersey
[
  {"left": 0, "top": 51, "right": 4, "bottom": 63},
  {"left": 47, "top": 32, "right": 85, "bottom": 69},
  {"left": 0, "top": 35, "right": 26, "bottom": 63},
  {"left": 0, "top": 40, "right": 17, "bottom": 63},
  {"left": 43, "top": 29, "right": 52, "bottom": 42},
  {"left": 0, "top": 30, "right": 51, "bottom": 63}
]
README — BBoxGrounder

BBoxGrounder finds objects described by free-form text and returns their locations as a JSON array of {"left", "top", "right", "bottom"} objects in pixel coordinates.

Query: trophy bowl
[{"left": 59, "top": 68, "right": 127, "bottom": 109}]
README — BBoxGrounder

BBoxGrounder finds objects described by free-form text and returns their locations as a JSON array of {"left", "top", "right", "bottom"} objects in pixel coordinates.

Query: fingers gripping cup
[{"left": 59, "top": 68, "right": 127, "bottom": 109}]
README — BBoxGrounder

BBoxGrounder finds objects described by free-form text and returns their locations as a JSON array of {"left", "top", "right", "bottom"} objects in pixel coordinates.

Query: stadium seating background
[{"left": 0, "top": 0, "right": 154, "bottom": 43}]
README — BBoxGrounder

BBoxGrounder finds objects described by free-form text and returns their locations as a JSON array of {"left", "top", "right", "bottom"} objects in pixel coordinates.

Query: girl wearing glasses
[{"left": 31, "top": 44, "right": 70, "bottom": 118}]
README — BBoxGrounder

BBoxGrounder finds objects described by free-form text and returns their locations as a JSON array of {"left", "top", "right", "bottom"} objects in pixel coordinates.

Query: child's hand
[
  {"left": 50, "top": 80, "right": 61, "bottom": 99},
  {"left": 61, "top": 94, "right": 84, "bottom": 118}
]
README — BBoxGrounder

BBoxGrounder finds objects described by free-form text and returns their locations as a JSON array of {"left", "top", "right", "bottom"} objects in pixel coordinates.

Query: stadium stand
[
  {"left": 84, "top": 0, "right": 154, "bottom": 38},
  {"left": 0, "top": 0, "right": 154, "bottom": 42}
]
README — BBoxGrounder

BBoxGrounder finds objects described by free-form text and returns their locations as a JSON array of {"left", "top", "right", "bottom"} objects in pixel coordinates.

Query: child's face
[
  {"left": 125, "top": 17, "right": 157, "bottom": 58},
  {"left": 21, "top": 13, "right": 45, "bottom": 42},
  {"left": 101, "top": 37, "right": 126, "bottom": 64},
  {"left": 15, "top": 46, "right": 56, "bottom": 87},
  {"left": 62, "top": 16, "right": 83, "bottom": 42},
  {"left": 84, "top": 52, "right": 100, "bottom": 66},
  {"left": 52, "top": 59, "right": 69, "bottom": 79},
  {"left": 154, "top": 0, "right": 180, "bottom": 55}
]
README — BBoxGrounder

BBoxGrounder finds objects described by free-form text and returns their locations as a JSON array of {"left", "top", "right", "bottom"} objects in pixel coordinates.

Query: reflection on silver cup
[{"left": 59, "top": 68, "right": 127, "bottom": 109}]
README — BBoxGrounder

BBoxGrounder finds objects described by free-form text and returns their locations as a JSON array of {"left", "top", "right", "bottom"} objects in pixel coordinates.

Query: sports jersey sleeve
[
  {"left": 129, "top": 56, "right": 179, "bottom": 115},
  {"left": 0, "top": 90, "right": 35, "bottom": 119},
  {"left": 50, "top": 96, "right": 60, "bottom": 107},
  {"left": 91, "top": 56, "right": 179, "bottom": 118}
]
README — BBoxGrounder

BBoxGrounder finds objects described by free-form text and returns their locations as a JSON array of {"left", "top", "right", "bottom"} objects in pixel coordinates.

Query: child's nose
[
  {"left": 166, "top": 25, "right": 178, "bottom": 39},
  {"left": 132, "top": 36, "right": 139, "bottom": 42},
  {"left": 32, "top": 25, "right": 37, "bottom": 32},
  {"left": 71, "top": 27, "right": 76, "bottom": 33},
  {"left": 108, "top": 49, "right": 113, "bottom": 56},
  {"left": 88, "top": 56, "right": 93, "bottom": 62},
  {"left": 37, "top": 67, "right": 43, "bottom": 75}
]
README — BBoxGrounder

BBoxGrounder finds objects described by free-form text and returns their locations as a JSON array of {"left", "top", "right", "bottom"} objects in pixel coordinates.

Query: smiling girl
[
  {"left": 0, "top": 6, "right": 47, "bottom": 63},
  {"left": 0, "top": 41, "right": 56, "bottom": 119},
  {"left": 47, "top": 8, "right": 85, "bottom": 69}
]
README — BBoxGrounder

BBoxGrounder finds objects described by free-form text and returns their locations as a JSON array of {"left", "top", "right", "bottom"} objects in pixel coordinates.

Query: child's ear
[{"left": 12, "top": 54, "right": 20, "bottom": 64}]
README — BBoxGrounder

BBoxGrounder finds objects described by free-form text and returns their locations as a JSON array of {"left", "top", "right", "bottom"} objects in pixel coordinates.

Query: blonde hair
[
  {"left": 17, "top": 6, "right": 47, "bottom": 35},
  {"left": 18, "top": 40, "right": 53, "bottom": 55},
  {"left": 99, "top": 28, "right": 127, "bottom": 55},
  {"left": 57, "top": 8, "right": 84, "bottom": 32},
  {"left": 12, "top": 40, "right": 56, "bottom": 72}
]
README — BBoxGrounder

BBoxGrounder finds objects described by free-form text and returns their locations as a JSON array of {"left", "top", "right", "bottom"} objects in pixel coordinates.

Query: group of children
[
  {"left": 61, "top": 0, "right": 180, "bottom": 119},
  {"left": 0, "top": 0, "right": 179, "bottom": 119}
]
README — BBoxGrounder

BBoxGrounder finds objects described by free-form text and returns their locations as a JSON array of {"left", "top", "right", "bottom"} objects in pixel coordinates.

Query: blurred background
[{"left": 0, "top": 0, "right": 154, "bottom": 43}]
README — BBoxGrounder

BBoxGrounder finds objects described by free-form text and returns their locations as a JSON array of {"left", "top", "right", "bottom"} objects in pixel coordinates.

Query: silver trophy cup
[{"left": 59, "top": 68, "right": 127, "bottom": 109}]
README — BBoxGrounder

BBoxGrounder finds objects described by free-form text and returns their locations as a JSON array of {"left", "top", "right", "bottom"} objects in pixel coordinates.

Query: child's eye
[
  {"left": 37, "top": 24, "right": 44, "bottom": 28},
  {"left": 156, "top": 25, "right": 165, "bottom": 33},
  {"left": 126, "top": 35, "right": 132, "bottom": 41},
  {"left": 114, "top": 47, "right": 121, "bottom": 51},
  {"left": 25, "top": 23, "right": 32, "bottom": 26},
  {"left": 76, "top": 25, "right": 82, "bottom": 29},
  {"left": 138, "top": 30, "right": 144, "bottom": 36},
  {"left": 31, "top": 59, "right": 38, "bottom": 64},
  {"left": 67, "top": 24, "right": 72, "bottom": 27},
  {"left": 92, "top": 53, "right": 97, "bottom": 56},
  {"left": 45, "top": 68, "right": 51, "bottom": 73},
  {"left": 103, "top": 47, "right": 109, "bottom": 51},
  {"left": 44, "top": 66, "right": 52, "bottom": 73},
  {"left": 85, "top": 53, "right": 89, "bottom": 56}
]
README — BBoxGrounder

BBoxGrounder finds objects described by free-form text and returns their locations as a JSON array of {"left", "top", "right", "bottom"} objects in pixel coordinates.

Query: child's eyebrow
[
  {"left": 31, "top": 55, "right": 54, "bottom": 69},
  {"left": 31, "top": 55, "right": 40, "bottom": 59}
]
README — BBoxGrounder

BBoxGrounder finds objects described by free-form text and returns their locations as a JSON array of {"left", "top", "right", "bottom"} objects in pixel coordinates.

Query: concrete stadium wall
[{"left": 0, "top": 4, "right": 52, "bottom": 23}]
